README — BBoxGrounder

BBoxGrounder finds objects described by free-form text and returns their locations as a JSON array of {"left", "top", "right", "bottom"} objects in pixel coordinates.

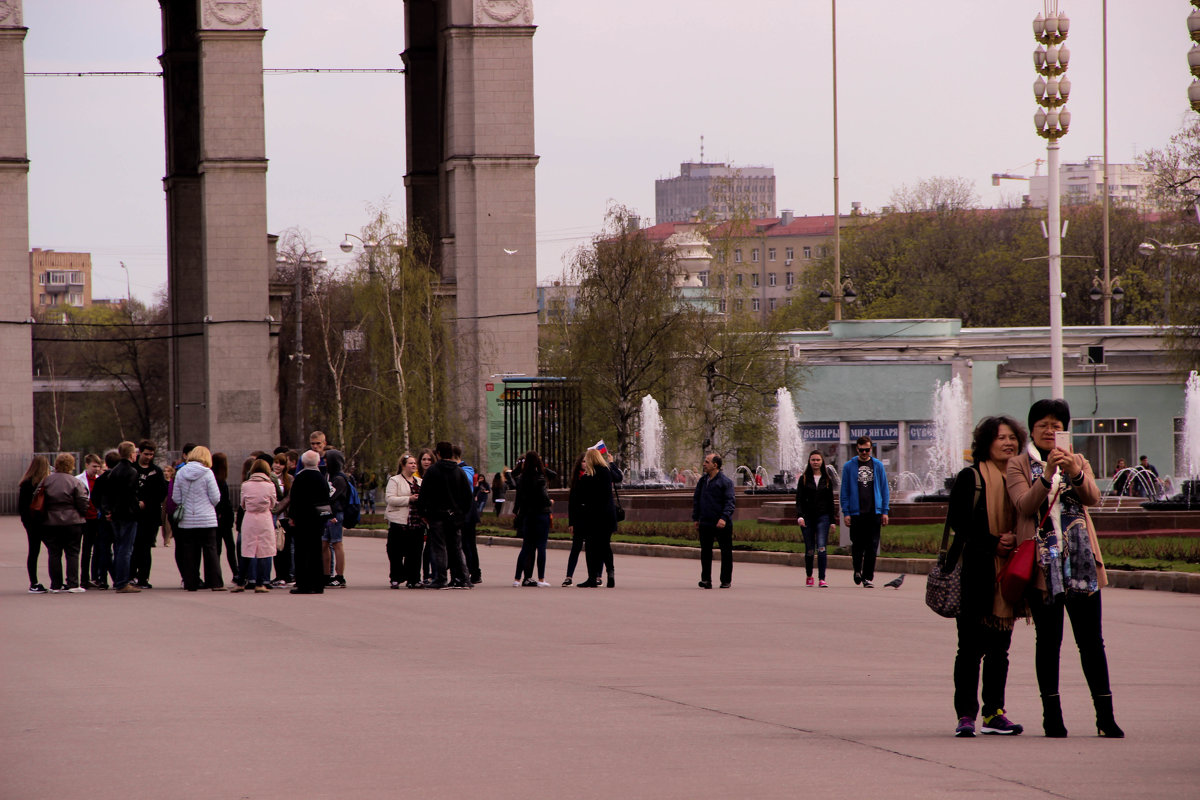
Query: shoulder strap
[{"left": 941, "top": 467, "right": 983, "bottom": 559}]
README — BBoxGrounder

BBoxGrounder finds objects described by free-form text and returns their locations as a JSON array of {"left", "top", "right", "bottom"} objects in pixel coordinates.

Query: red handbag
[{"left": 998, "top": 538, "right": 1036, "bottom": 604}]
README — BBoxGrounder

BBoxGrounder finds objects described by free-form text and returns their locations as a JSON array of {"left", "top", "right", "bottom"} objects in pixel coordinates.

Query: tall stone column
[
  {"left": 0, "top": 1, "right": 32, "bottom": 455},
  {"left": 404, "top": 0, "right": 539, "bottom": 468},
  {"left": 161, "top": 0, "right": 276, "bottom": 455}
]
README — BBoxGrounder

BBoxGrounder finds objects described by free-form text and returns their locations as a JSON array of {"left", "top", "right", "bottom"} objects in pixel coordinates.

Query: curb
[{"left": 346, "top": 529, "right": 1199, "bottom": 594}]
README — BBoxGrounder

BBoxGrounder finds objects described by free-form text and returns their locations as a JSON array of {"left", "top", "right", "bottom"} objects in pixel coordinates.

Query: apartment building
[
  {"left": 29, "top": 248, "right": 92, "bottom": 315},
  {"left": 1028, "top": 157, "right": 1160, "bottom": 211},
  {"left": 655, "top": 162, "right": 776, "bottom": 224}
]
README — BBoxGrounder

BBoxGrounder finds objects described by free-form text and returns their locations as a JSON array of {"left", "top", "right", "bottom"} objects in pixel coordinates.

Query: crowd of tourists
[{"left": 17, "top": 396, "right": 1123, "bottom": 740}]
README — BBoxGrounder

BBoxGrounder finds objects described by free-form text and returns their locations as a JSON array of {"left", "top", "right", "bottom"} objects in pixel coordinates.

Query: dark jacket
[
  {"left": 512, "top": 471, "right": 551, "bottom": 519},
  {"left": 325, "top": 450, "right": 350, "bottom": 513},
  {"left": 944, "top": 466, "right": 1000, "bottom": 620},
  {"left": 794, "top": 466, "right": 837, "bottom": 520},
  {"left": 288, "top": 467, "right": 332, "bottom": 529},
  {"left": 692, "top": 470, "right": 736, "bottom": 526},
  {"left": 41, "top": 472, "right": 90, "bottom": 528},
  {"left": 18, "top": 478, "right": 39, "bottom": 527},
  {"left": 106, "top": 459, "right": 141, "bottom": 521},
  {"left": 415, "top": 458, "right": 472, "bottom": 524},
  {"left": 567, "top": 464, "right": 616, "bottom": 533},
  {"left": 135, "top": 462, "right": 168, "bottom": 523}
]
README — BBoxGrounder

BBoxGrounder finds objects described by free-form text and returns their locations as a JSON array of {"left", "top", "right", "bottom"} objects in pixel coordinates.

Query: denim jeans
[
  {"left": 802, "top": 514, "right": 830, "bottom": 579},
  {"left": 249, "top": 556, "right": 272, "bottom": 586},
  {"left": 110, "top": 519, "right": 138, "bottom": 589},
  {"left": 515, "top": 513, "right": 549, "bottom": 581}
]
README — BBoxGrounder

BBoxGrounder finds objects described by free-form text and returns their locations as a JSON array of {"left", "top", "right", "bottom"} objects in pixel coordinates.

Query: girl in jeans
[{"left": 794, "top": 451, "right": 837, "bottom": 587}]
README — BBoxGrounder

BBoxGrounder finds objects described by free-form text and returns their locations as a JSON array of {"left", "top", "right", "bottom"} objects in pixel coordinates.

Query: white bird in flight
[{"left": 504, "top": 248, "right": 518, "bottom": 255}]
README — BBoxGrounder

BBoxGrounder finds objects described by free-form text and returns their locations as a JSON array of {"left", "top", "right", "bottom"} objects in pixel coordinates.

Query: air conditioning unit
[
  {"left": 1080, "top": 345, "right": 1107, "bottom": 369},
  {"left": 785, "top": 259, "right": 793, "bottom": 265}
]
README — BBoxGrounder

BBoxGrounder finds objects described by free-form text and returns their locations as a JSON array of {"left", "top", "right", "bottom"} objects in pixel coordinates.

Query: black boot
[
  {"left": 1042, "top": 694, "right": 1068, "bottom": 738},
  {"left": 606, "top": 569, "right": 615, "bottom": 588},
  {"left": 1094, "top": 694, "right": 1124, "bottom": 738}
]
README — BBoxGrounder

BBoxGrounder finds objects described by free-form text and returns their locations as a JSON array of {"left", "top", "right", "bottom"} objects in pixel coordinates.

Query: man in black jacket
[
  {"left": 415, "top": 441, "right": 473, "bottom": 589},
  {"left": 131, "top": 440, "right": 168, "bottom": 588},
  {"left": 106, "top": 441, "right": 142, "bottom": 593},
  {"left": 288, "top": 450, "right": 332, "bottom": 594},
  {"left": 692, "top": 453, "right": 736, "bottom": 589}
]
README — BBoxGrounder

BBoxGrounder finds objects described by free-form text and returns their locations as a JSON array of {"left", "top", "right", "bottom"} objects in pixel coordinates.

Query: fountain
[
  {"left": 774, "top": 387, "right": 807, "bottom": 489},
  {"left": 1143, "top": 370, "right": 1200, "bottom": 510},
  {"left": 625, "top": 394, "right": 674, "bottom": 488},
  {"left": 914, "top": 375, "right": 969, "bottom": 501}
]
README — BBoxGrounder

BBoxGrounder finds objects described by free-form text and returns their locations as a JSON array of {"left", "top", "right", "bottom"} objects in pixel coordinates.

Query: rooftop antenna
[{"left": 700, "top": 134, "right": 704, "bottom": 163}]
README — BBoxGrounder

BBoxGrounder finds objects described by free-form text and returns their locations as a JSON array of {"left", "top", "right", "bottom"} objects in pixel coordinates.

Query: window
[
  {"left": 803, "top": 246, "right": 812, "bottom": 259},
  {"left": 785, "top": 247, "right": 794, "bottom": 260},
  {"left": 717, "top": 274, "right": 726, "bottom": 288},
  {"left": 734, "top": 249, "right": 743, "bottom": 263},
  {"left": 769, "top": 298, "right": 777, "bottom": 311},
  {"left": 734, "top": 299, "right": 744, "bottom": 311},
  {"left": 786, "top": 271, "right": 794, "bottom": 286},
  {"left": 68, "top": 293, "right": 83, "bottom": 306},
  {"left": 785, "top": 298, "right": 793, "bottom": 306},
  {"left": 751, "top": 274, "right": 760, "bottom": 287},
  {"left": 752, "top": 298, "right": 761, "bottom": 311},
  {"left": 768, "top": 248, "right": 776, "bottom": 262},
  {"left": 38, "top": 293, "right": 47, "bottom": 305},
  {"left": 1072, "top": 418, "right": 1136, "bottom": 481},
  {"left": 751, "top": 248, "right": 760, "bottom": 263},
  {"left": 698, "top": 271, "right": 708, "bottom": 287},
  {"left": 717, "top": 251, "right": 726, "bottom": 264},
  {"left": 735, "top": 273, "right": 743, "bottom": 286},
  {"left": 718, "top": 299, "right": 727, "bottom": 313},
  {"left": 38, "top": 273, "right": 46, "bottom": 285},
  {"left": 49, "top": 271, "right": 67, "bottom": 285},
  {"left": 70, "top": 271, "right": 84, "bottom": 284},
  {"left": 768, "top": 273, "right": 777, "bottom": 287}
]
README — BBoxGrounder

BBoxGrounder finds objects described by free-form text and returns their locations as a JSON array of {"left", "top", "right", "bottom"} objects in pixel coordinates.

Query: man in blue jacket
[
  {"left": 840, "top": 436, "right": 890, "bottom": 588},
  {"left": 692, "top": 452, "right": 736, "bottom": 589}
]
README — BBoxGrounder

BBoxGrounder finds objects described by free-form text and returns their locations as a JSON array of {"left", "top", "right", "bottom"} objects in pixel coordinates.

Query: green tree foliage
[{"left": 1138, "top": 116, "right": 1200, "bottom": 215}]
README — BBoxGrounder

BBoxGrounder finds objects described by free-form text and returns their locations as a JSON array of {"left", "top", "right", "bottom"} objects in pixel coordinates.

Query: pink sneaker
[
  {"left": 819, "top": 580, "right": 829, "bottom": 588},
  {"left": 806, "top": 576, "right": 814, "bottom": 587}
]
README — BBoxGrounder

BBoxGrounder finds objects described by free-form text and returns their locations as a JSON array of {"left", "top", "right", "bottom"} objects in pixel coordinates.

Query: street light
[
  {"left": 340, "top": 231, "right": 403, "bottom": 276},
  {"left": 818, "top": 279, "right": 856, "bottom": 306},
  {"left": 1033, "top": 1, "right": 1071, "bottom": 399},
  {"left": 1089, "top": 272, "right": 1124, "bottom": 305},
  {"left": 275, "top": 250, "right": 326, "bottom": 445},
  {"left": 1138, "top": 238, "right": 1200, "bottom": 325}
]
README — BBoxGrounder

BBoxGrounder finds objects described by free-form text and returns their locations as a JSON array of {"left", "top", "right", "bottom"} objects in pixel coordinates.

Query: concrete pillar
[
  {"left": 0, "top": 2, "right": 32, "bottom": 454},
  {"left": 404, "top": 0, "right": 538, "bottom": 471},
  {"left": 160, "top": 0, "right": 276, "bottom": 455}
]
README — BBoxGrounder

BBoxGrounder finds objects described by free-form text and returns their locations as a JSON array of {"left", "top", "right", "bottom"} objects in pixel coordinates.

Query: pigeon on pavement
[{"left": 883, "top": 574, "right": 904, "bottom": 589}]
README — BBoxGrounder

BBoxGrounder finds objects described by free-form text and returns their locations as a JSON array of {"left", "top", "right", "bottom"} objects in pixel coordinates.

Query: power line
[{"left": 25, "top": 68, "right": 403, "bottom": 77}]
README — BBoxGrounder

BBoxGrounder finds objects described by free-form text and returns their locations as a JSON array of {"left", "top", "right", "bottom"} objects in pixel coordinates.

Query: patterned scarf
[{"left": 1027, "top": 443, "right": 1099, "bottom": 600}]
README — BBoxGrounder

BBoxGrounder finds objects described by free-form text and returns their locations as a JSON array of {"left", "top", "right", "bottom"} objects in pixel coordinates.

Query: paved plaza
[{"left": 2, "top": 515, "right": 1198, "bottom": 799}]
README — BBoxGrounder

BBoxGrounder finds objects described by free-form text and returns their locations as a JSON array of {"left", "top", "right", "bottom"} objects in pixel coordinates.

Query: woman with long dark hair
[
  {"left": 512, "top": 450, "right": 552, "bottom": 587},
  {"left": 18, "top": 455, "right": 51, "bottom": 593},
  {"left": 569, "top": 448, "right": 618, "bottom": 588},
  {"left": 1007, "top": 398, "right": 1123, "bottom": 738},
  {"left": 211, "top": 452, "right": 240, "bottom": 586},
  {"left": 794, "top": 450, "right": 837, "bottom": 588},
  {"left": 947, "top": 415, "right": 1026, "bottom": 738},
  {"left": 561, "top": 453, "right": 587, "bottom": 586}
]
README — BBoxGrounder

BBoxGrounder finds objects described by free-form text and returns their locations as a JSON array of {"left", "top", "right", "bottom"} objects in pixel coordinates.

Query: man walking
[
  {"left": 692, "top": 453, "right": 736, "bottom": 589},
  {"left": 840, "top": 436, "right": 890, "bottom": 588},
  {"left": 415, "top": 441, "right": 473, "bottom": 589},
  {"left": 107, "top": 441, "right": 142, "bottom": 593},
  {"left": 131, "top": 440, "right": 167, "bottom": 588}
]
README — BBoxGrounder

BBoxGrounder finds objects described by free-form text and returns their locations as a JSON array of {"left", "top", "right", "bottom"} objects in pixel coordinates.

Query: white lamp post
[{"left": 1033, "top": 2, "right": 1071, "bottom": 399}]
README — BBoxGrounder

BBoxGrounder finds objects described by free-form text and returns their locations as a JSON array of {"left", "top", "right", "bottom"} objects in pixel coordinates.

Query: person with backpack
[{"left": 322, "top": 450, "right": 353, "bottom": 588}]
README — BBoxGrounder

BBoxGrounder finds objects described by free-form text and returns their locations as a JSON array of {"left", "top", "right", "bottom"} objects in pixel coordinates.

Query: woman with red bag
[{"left": 945, "top": 415, "right": 1026, "bottom": 738}]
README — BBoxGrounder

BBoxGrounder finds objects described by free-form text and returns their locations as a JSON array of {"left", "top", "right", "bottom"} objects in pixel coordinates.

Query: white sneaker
[
  {"left": 536, "top": 580, "right": 551, "bottom": 587},
  {"left": 66, "top": 587, "right": 87, "bottom": 593},
  {"left": 512, "top": 580, "right": 522, "bottom": 587}
]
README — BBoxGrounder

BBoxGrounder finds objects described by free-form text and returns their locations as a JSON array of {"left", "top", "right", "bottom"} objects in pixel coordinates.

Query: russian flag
[{"left": 591, "top": 440, "right": 608, "bottom": 455}]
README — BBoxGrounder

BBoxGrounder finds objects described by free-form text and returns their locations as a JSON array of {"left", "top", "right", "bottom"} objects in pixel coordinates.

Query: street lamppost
[
  {"left": 829, "top": 0, "right": 845, "bottom": 321},
  {"left": 275, "top": 251, "right": 326, "bottom": 446},
  {"left": 817, "top": 279, "right": 856, "bottom": 308},
  {"left": 1033, "top": 1, "right": 1071, "bottom": 399},
  {"left": 1138, "top": 239, "right": 1200, "bottom": 325},
  {"left": 340, "top": 231, "right": 403, "bottom": 275},
  {"left": 1089, "top": 271, "right": 1124, "bottom": 319}
]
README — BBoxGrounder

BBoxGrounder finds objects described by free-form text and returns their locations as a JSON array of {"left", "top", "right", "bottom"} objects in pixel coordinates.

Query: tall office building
[{"left": 655, "top": 162, "right": 776, "bottom": 223}]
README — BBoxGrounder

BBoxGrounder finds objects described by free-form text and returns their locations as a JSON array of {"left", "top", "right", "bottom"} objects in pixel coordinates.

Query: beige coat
[
  {"left": 385, "top": 473, "right": 419, "bottom": 525},
  {"left": 1006, "top": 451, "right": 1108, "bottom": 591}
]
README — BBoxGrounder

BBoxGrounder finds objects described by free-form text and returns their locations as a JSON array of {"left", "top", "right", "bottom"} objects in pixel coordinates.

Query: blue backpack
[{"left": 342, "top": 479, "right": 361, "bottom": 529}]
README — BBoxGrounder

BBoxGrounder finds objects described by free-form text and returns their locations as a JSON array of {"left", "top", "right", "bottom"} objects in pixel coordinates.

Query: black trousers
[
  {"left": 954, "top": 616, "right": 1014, "bottom": 719},
  {"left": 584, "top": 528, "right": 614, "bottom": 583},
  {"left": 132, "top": 518, "right": 159, "bottom": 584},
  {"left": 175, "top": 527, "right": 222, "bottom": 590},
  {"left": 427, "top": 519, "right": 469, "bottom": 584},
  {"left": 216, "top": 523, "right": 239, "bottom": 581},
  {"left": 462, "top": 518, "right": 480, "bottom": 581},
  {"left": 1031, "top": 590, "right": 1112, "bottom": 698},
  {"left": 698, "top": 523, "right": 733, "bottom": 585},
  {"left": 849, "top": 514, "right": 882, "bottom": 581},
  {"left": 80, "top": 518, "right": 101, "bottom": 585},
  {"left": 387, "top": 522, "right": 425, "bottom": 584},
  {"left": 274, "top": 528, "right": 294, "bottom": 582},
  {"left": 42, "top": 524, "right": 83, "bottom": 590},
  {"left": 292, "top": 524, "right": 326, "bottom": 593},
  {"left": 22, "top": 518, "right": 42, "bottom": 586},
  {"left": 566, "top": 529, "right": 586, "bottom": 578}
]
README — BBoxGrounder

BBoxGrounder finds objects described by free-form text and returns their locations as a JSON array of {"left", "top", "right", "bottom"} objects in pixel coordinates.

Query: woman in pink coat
[{"left": 237, "top": 459, "right": 279, "bottom": 593}]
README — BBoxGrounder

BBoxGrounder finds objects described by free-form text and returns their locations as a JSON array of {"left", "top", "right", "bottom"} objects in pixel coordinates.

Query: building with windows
[
  {"left": 655, "top": 162, "right": 776, "bottom": 223},
  {"left": 780, "top": 319, "right": 1190, "bottom": 490},
  {"left": 30, "top": 249, "right": 92, "bottom": 315},
  {"left": 1028, "top": 157, "right": 1160, "bottom": 211}
]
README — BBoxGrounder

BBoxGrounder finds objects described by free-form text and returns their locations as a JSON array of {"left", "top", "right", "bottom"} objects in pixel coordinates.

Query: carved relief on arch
[
  {"left": 474, "top": 0, "right": 533, "bottom": 26},
  {"left": 0, "top": 0, "right": 23, "bottom": 29},
  {"left": 200, "top": 0, "right": 263, "bottom": 31}
]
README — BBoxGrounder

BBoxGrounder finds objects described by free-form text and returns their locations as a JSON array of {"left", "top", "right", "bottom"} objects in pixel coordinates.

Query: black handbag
[
  {"left": 924, "top": 468, "right": 981, "bottom": 619},
  {"left": 613, "top": 484, "right": 626, "bottom": 523}
]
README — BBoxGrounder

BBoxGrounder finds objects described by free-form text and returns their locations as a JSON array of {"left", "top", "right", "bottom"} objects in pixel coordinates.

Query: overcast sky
[{"left": 23, "top": 0, "right": 1186, "bottom": 303}]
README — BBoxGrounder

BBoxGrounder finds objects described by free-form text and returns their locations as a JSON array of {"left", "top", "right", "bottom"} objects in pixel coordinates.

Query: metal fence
[{"left": 502, "top": 378, "right": 581, "bottom": 488}]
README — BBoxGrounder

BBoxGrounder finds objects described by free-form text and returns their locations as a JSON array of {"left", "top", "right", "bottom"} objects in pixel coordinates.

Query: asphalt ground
[{"left": 2, "top": 516, "right": 1198, "bottom": 800}]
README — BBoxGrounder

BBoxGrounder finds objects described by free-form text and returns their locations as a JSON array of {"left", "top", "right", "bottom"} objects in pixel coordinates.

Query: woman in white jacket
[
  {"left": 385, "top": 454, "right": 422, "bottom": 589},
  {"left": 171, "top": 445, "right": 224, "bottom": 591}
]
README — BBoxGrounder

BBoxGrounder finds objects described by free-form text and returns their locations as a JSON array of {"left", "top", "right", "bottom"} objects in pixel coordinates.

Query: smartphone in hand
[{"left": 1054, "top": 430, "right": 1072, "bottom": 452}]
